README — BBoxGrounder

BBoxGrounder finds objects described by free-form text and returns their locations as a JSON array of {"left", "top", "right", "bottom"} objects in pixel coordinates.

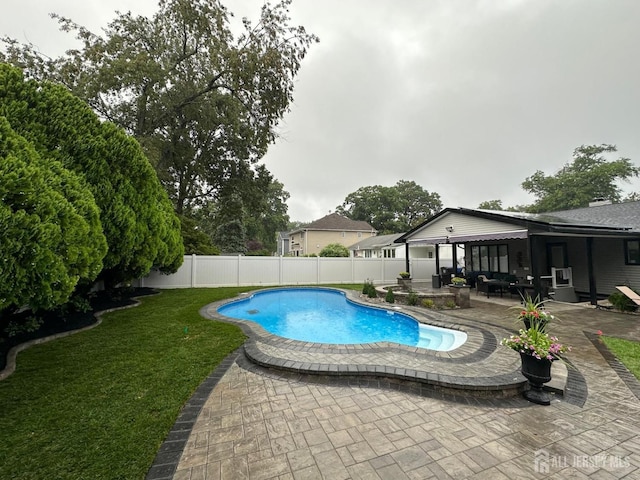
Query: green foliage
[
  {"left": 2, "top": 0, "right": 315, "bottom": 249},
  {"left": 3, "top": 315, "right": 43, "bottom": 338},
  {"left": 421, "top": 298, "right": 435, "bottom": 308},
  {"left": 319, "top": 243, "right": 350, "bottom": 257},
  {"left": 444, "top": 299, "right": 457, "bottom": 309},
  {"left": 362, "top": 280, "right": 374, "bottom": 295},
  {"left": 0, "top": 113, "right": 107, "bottom": 312},
  {"left": 608, "top": 291, "right": 637, "bottom": 312},
  {"left": 601, "top": 336, "right": 640, "bottom": 380},
  {"left": 180, "top": 215, "right": 219, "bottom": 255},
  {"left": 385, "top": 288, "right": 395, "bottom": 303},
  {"left": 406, "top": 291, "right": 419, "bottom": 306},
  {"left": 366, "top": 283, "right": 377, "bottom": 298},
  {"left": 0, "top": 288, "right": 250, "bottom": 479},
  {"left": 215, "top": 219, "right": 247, "bottom": 255},
  {"left": 0, "top": 64, "right": 184, "bottom": 286},
  {"left": 336, "top": 180, "right": 442, "bottom": 233},
  {"left": 522, "top": 144, "right": 639, "bottom": 213},
  {"left": 478, "top": 200, "right": 503, "bottom": 210}
]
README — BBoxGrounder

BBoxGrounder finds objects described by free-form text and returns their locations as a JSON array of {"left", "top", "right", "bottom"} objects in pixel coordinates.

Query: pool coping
[{"left": 201, "top": 286, "right": 532, "bottom": 398}]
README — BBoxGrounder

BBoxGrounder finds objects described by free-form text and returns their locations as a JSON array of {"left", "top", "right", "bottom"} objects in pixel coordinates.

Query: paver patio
[{"left": 151, "top": 296, "right": 640, "bottom": 479}]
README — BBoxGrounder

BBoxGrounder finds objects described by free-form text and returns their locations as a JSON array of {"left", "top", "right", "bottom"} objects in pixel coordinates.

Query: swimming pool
[{"left": 217, "top": 288, "right": 467, "bottom": 351}]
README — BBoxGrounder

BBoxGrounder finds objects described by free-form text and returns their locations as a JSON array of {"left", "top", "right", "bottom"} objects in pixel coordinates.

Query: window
[
  {"left": 470, "top": 244, "right": 508, "bottom": 272},
  {"left": 383, "top": 249, "right": 396, "bottom": 258},
  {"left": 625, "top": 240, "right": 640, "bottom": 265}
]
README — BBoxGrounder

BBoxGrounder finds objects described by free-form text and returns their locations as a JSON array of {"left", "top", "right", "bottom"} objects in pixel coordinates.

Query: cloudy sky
[{"left": 3, "top": 0, "right": 640, "bottom": 222}]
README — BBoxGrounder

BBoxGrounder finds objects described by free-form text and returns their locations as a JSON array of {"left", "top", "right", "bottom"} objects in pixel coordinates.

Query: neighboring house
[
  {"left": 348, "top": 233, "right": 452, "bottom": 261},
  {"left": 288, "top": 213, "right": 377, "bottom": 256},
  {"left": 349, "top": 233, "right": 404, "bottom": 258},
  {"left": 397, "top": 201, "right": 640, "bottom": 304},
  {"left": 276, "top": 231, "right": 290, "bottom": 256}
]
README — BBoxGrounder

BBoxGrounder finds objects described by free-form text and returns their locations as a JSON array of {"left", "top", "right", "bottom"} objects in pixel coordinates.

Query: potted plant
[
  {"left": 512, "top": 294, "right": 556, "bottom": 332},
  {"left": 451, "top": 276, "right": 466, "bottom": 286},
  {"left": 501, "top": 325, "right": 570, "bottom": 405},
  {"left": 397, "top": 272, "right": 412, "bottom": 290}
]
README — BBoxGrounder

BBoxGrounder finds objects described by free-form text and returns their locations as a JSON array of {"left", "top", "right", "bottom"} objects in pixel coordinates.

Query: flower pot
[{"left": 520, "top": 352, "right": 552, "bottom": 405}]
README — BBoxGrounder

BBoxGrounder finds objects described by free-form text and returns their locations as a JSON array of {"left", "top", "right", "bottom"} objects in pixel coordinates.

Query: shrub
[
  {"left": 4, "top": 316, "right": 43, "bottom": 338},
  {"left": 445, "top": 299, "right": 457, "bottom": 309},
  {"left": 407, "top": 292, "right": 419, "bottom": 306},
  {"left": 608, "top": 291, "right": 637, "bottom": 312},
  {"left": 366, "top": 283, "right": 377, "bottom": 298},
  {"left": 421, "top": 299, "right": 435, "bottom": 308},
  {"left": 362, "top": 280, "right": 374, "bottom": 295},
  {"left": 385, "top": 289, "right": 395, "bottom": 303}
]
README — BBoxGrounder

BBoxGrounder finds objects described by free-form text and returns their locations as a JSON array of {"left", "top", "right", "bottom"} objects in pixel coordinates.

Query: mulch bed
[{"left": 0, "top": 287, "right": 157, "bottom": 372}]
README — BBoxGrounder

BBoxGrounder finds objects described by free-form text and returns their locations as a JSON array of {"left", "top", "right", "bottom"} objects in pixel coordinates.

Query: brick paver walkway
[{"left": 155, "top": 296, "right": 640, "bottom": 479}]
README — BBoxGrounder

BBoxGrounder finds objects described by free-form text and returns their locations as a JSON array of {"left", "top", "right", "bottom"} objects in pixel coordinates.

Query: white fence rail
[{"left": 137, "top": 255, "right": 438, "bottom": 289}]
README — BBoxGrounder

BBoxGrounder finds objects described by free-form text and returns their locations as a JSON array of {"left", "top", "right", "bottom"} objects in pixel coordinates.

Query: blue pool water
[{"left": 217, "top": 288, "right": 467, "bottom": 351}]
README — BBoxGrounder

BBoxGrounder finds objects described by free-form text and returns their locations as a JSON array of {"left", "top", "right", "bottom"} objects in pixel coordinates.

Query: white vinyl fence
[{"left": 137, "top": 255, "right": 438, "bottom": 289}]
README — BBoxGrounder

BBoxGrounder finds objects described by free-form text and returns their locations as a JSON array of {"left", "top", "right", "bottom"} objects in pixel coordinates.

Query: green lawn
[
  {"left": 601, "top": 335, "right": 640, "bottom": 380},
  {"left": 0, "top": 287, "right": 255, "bottom": 480},
  {"left": 0, "top": 284, "right": 363, "bottom": 479}
]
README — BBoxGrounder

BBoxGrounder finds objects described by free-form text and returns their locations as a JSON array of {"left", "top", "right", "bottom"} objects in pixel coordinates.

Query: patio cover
[{"left": 407, "top": 229, "right": 528, "bottom": 245}]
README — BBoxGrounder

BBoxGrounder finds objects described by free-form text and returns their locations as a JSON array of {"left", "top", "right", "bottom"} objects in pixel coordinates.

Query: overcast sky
[{"left": 3, "top": 0, "right": 640, "bottom": 222}]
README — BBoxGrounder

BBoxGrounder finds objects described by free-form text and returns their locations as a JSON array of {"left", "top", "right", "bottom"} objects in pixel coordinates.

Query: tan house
[{"left": 289, "top": 213, "right": 377, "bottom": 256}]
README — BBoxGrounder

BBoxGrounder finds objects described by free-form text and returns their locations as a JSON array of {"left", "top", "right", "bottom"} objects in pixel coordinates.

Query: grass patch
[
  {"left": 0, "top": 287, "right": 253, "bottom": 480},
  {"left": 601, "top": 335, "right": 640, "bottom": 380}
]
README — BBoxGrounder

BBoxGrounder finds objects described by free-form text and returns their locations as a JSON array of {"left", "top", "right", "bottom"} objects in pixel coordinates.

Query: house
[
  {"left": 348, "top": 233, "right": 454, "bottom": 261},
  {"left": 288, "top": 213, "right": 377, "bottom": 256},
  {"left": 397, "top": 201, "right": 640, "bottom": 304},
  {"left": 349, "top": 233, "right": 403, "bottom": 258},
  {"left": 276, "top": 231, "right": 290, "bottom": 256}
]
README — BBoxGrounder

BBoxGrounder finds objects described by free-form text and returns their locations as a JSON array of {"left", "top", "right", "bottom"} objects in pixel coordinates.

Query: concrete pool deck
[
  {"left": 147, "top": 293, "right": 640, "bottom": 479},
  {"left": 206, "top": 288, "right": 548, "bottom": 399}
]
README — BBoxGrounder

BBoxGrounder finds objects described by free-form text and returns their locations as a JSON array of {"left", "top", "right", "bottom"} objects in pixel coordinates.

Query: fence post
[
  {"left": 237, "top": 255, "right": 241, "bottom": 286},
  {"left": 191, "top": 254, "right": 196, "bottom": 287}
]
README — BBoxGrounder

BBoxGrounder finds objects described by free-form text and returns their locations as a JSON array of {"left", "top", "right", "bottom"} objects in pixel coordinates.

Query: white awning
[{"left": 407, "top": 229, "right": 528, "bottom": 245}]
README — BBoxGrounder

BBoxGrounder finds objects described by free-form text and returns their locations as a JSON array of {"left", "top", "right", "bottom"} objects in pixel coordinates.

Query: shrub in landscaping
[
  {"left": 608, "top": 291, "right": 637, "bottom": 312},
  {"left": 385, "top": 289, "right": 395, "bottom": 303},
  {"left": 366, "top": 283, "right": 377, "bottom": 298},
  {"left": 421, "top": 299, "right": 435, "bottom": 308},
  {"left": 407, "top": 291, "right": 419, "bottom": 306}
]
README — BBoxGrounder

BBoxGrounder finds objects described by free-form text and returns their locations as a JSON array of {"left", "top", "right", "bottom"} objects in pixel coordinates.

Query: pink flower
[{"left": 597, "top": 330, "right": 603, "bottom": 336}]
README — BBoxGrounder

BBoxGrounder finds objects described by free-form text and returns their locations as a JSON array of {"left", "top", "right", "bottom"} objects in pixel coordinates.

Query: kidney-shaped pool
[{"left": 217, "top": 288, "right": 467, "bottom": 352}]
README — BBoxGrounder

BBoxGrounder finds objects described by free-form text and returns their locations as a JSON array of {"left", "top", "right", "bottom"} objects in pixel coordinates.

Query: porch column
[
  {"left": 452, "top": 243, "right": 458, "bottom": 272},
  {"left": 404, "top": 242, "right": 410, "bottom": 275},
  {"left": 529, "top": 235, "right": 542, "bottom": 299},
  {"left": 586, "top": 237, "right": 597, "bottom": 305}
]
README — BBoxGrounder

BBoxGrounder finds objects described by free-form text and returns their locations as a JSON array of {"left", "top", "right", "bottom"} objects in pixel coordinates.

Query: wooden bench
[{"left": 615, "top": 286, "right": 640, "bottom": 306}]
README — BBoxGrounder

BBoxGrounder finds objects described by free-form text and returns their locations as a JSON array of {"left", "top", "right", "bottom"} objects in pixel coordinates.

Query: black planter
[{"left": 520, "top": 352, "right": 552, "bottom": 405}]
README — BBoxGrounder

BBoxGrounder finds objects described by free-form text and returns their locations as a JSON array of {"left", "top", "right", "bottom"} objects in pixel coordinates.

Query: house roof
[
  {"left": 348, "top": 233, "right": 404, "bottom": 250},
  {"left": 290, "top": 213, "right": 376, "bottom": 234},
  {"left": 550, "top": 201, "right": 640, "bottom": 230},
  {"left": 397, "top": 202, "right": 640, "bottom": 243}
]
